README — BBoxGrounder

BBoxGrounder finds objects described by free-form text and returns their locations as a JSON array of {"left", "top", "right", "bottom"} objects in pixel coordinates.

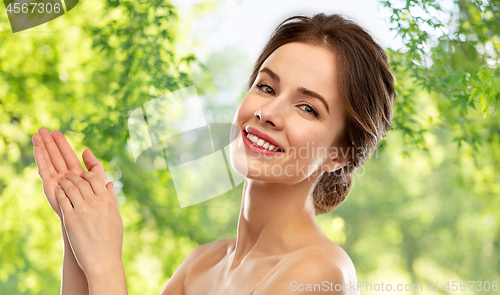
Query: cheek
[
  {"left": 292, "top": 121, "right": 324, "bottom": 146},
  {"left": 232, "top": 94, "right": 255, "bottom": 124},
  {"left": 289, "top": 127, "right": 334, "bottom": 162},
  {"left": 229, "top": 131, "right": 250, "bottom": 178}
]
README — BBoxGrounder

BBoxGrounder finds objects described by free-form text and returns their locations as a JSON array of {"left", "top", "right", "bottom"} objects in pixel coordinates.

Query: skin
[
  {"left": 32, "top": 128, "right": 118, "bottom": 294},
  {"left": 33, "top": 42, "right": 359, "bottom": 295}
]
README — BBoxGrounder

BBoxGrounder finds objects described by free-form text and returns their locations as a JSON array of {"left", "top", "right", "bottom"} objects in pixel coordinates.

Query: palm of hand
[
  {"left": 42, "top": 170, "right": 68, "bottom": 218},
  {"left": 32, "top": 127, "right": 112, "bottom": 219}
]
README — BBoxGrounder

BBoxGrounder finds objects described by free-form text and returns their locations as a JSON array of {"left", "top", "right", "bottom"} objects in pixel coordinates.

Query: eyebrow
[
  {"left": 259, "top": 67, "right": 330, "bottom": 113},
  {"left": 260, "top": 67, "right": 280, "bottom": 83},
  {"left": 296, "top": 86, "right": 330, "bottom": 113}
]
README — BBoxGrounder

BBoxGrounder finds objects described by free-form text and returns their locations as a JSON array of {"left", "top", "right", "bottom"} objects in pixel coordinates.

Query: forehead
[{"left": 259, "top": 42, "right": 339, "bottom": 103}]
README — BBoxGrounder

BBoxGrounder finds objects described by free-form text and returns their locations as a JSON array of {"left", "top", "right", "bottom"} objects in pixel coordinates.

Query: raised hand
[
  {"left": 56, "top": 171, "right": 126, "bottom": 293},
  {"left": 32, "top": 127, "right": 113, "bottom": 219}
]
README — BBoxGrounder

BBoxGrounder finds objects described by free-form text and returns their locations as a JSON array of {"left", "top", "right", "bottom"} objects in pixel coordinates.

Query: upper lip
[{"left": 244, "top": 126, "right": 285, "bottom": 152}]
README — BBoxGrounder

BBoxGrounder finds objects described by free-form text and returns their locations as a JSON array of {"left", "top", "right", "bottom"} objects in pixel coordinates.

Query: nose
[{"left": 254, "top": 99, "right": 285, "bottom": 129}]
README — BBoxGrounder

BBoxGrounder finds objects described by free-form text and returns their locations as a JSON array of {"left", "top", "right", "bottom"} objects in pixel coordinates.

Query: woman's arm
[
  {"left": 61, "top": 223, "right": 89, "bottom": 295},
  {"left": 35, "top": 128, "right": 194, "bottom": 295},
  {"left": 56, "top": 171, "right": 127, "bottom": 295},
  {"left": 82, "top": 260, "right": 127, "bottom": 295},
  {"left": 33, "top": 128, "right": 114, "bottom": 295}
]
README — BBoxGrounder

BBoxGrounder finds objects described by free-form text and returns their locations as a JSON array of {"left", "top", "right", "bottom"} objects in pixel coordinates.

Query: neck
[{"left": 230, "top": 175, "right": 324, "bottom": 268}]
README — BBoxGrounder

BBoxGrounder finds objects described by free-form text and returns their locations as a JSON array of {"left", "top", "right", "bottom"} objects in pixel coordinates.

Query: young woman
[{"left": 32, "top": 13, "right": 395, "bottom": 295}]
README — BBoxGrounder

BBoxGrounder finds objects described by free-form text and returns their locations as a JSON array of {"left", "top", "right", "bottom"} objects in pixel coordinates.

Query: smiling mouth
[{"left": 243, "top": 130, "right": 284, "bottom": 153}]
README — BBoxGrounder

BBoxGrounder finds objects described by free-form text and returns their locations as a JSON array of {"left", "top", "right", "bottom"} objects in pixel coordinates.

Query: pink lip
[{"left": 243, "top": 126, "right": 285, "bottom": 153}]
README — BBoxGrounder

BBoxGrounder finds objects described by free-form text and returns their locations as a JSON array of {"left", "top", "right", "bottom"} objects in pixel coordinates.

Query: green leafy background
[{"left": 0, "top": 0, "right": 498, "bottom": 294}]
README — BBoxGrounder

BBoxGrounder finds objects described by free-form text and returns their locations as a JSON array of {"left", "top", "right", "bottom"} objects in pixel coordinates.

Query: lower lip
[{"left": 242, "top": 130, "right": 284, "bottom": 156}]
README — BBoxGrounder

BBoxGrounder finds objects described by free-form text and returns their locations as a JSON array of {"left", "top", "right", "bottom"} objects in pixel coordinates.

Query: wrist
[
  {"left": 61, "top": 222, "right": 70, "bottom": 245},
  {"left": 85, "top": 260, "right": 128, "bottom": 295},
  {"left": 85, "top": 258, "right": 125, "bottom": 280}
]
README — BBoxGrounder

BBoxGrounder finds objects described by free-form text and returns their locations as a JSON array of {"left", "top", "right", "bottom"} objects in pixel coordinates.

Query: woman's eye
[
  {"left": 298, "top": 104, "right": 319, "bottom": 118},
  {"left": 256, "top": 83, "right": 275, "bottom": 95}
]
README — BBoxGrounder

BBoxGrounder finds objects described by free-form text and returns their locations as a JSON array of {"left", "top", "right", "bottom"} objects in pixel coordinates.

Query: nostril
[{"left": 255, "top": 110, "right": 262, "bottom": 120}]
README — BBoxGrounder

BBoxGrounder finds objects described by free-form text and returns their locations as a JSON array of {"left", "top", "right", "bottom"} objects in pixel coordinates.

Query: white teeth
[{"left": 246, "top": 132, "right": 282, "bottom": 152}]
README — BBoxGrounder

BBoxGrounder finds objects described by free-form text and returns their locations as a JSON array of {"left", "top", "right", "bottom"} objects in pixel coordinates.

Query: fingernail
[
  {"left": 56, "top": 185, "right": 61, "bottom": 190},
  {"left": 64, "top": 171, "right": 72, "bottom": 176},
  {"left": 59, "top": 176, "right": 65, "bottom": 181}
]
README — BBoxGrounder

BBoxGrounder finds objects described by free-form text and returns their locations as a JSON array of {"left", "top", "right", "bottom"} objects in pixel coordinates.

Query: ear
[{"left": 321, "top": 146, "right": 352, "bottom": 173}]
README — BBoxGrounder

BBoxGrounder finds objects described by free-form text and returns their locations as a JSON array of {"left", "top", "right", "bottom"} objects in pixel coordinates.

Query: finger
[
  {"left": 38, "top": 127, "right": 68, "bottom": 173},
  {"left": 80, "top": 171, "right": 108, "bottom": 195},
  {"left": 82, "top": 149, "right": 108, "bottom": 184},
  {"left": 58, "top": 177, "right": 84, "bottom": 206},
  {"left": 105, "top": 182, "right": 118, "bottom": 204},
  {"left": 33, "top": 145, "right": 54, "bottom": 182},
  {"left": 62, "top": 172, "right": 96, "bottom": 199},
  {"left": 56, "top": 185, "right": 75, "bottom": 213},
  {"left": 106, "top": 181, "right": 115, "bottom": 197},
  {"left": 32, "top": 133, "right": 57, "bottom": 177},
  {"left": 51, "top": 131, "right": 85, "bottom": 175}
]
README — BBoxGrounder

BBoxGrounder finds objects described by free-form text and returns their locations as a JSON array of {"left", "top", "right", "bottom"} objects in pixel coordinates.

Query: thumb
[
  {"left": 82, "top": 149, "right": 108, "bottom": 184},
  {"left": 106, "top": 181, "right": 115, "bottom": 197}
]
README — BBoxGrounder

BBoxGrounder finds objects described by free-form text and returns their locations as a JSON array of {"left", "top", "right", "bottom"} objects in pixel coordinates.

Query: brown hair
[{"left": 248, "top": 13, "right": 396, "bottom": 214}]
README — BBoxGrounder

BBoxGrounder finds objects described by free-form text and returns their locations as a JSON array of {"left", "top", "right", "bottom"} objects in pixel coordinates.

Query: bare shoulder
[
  {"left": 160, "top": 239, "right": 235, "bottom": 295},
  {"left": 180, "top": 238, "right": 236, "bottom": 271},
  {"left": 255, "top": 239, "right": 359, "bottom": 295},
  {"left": 298, "top": 239, "right": 357, "bottom": 277},
  {"left": 289, "top": 240, "right": 358, "bottom": 287},
  {"left": 192, "top": 238, "right": 236, "bottom": 257}
]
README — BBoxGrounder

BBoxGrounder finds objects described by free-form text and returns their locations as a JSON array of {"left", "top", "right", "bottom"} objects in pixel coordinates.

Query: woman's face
[{"left": 230, "top": 41, "right": 348, "bottom": 184}]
